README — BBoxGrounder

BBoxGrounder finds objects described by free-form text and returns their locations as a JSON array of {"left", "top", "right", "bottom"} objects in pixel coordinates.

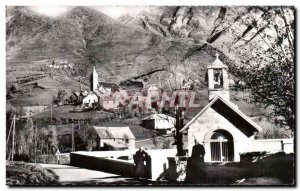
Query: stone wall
[
  {"left": 69, "top": 149, "right": 177, "bottom": 180},
  {"left": 70, "top": 152, "right": 135, "bottom": 177},
  {"left": 249, "top": 138, "right": 294, "bottom": 154}
]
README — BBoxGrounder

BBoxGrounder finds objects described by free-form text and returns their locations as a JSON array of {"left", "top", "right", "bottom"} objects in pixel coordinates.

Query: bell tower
[
  {"left": 90, "top": 65, "right": 98, "bottom": 91},
  {"left": 207, "top": 53, "right": 229, "bottom": 101}
]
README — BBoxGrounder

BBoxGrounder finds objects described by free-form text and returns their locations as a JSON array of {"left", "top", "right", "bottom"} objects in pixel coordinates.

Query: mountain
[
  {"left": 7, "top": 6, "right": 230, "bottom": 87},
  {"left": 118, "top": 7, "right": 221, "bottom": 40}
]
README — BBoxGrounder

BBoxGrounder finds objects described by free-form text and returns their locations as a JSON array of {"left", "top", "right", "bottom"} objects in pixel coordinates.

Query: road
[{"left": 39, "top": 163, "right": 153, "bottom": 185}]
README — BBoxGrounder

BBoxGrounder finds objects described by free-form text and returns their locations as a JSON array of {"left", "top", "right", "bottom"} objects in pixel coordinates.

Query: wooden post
[
  {"left": 175, "top": 107, "right": 184, "bottom": 156},
  {"left": 34, "top": 122, "right": 37, "bottom": 163},
  {"left": 71, "top": 119, "right": 74, "bottom": 152},
  {"left": 11, "top": 115, "right": 16, "bottom": 161},
  {"left": 50, "top": 104, "right": 53, "bottom": 123},
  {"left": 6, "top": 116, "right": 14, "bottom": 144}
]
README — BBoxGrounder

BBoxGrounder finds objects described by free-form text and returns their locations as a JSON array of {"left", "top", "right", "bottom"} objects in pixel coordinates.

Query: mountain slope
[{"left": 7, "top": 6, "right": 230, "bottom": 87}]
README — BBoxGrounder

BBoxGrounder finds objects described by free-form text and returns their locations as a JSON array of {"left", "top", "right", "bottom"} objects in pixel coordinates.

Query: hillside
[{"left": 6, "top": 6, "right": 237, "bottom": 84}]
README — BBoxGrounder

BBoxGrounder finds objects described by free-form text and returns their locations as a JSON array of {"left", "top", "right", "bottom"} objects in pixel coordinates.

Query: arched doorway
[{"left": 210, "top": 130, "right": 234, "bottom": 162}]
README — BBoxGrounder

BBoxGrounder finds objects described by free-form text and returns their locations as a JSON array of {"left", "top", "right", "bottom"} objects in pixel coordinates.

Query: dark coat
[
  {"left": 186, "top": 143, "right": 206, "bottom": 184},
  {"left": 134, "top": 150, "right": 149, "bottom": 178}
]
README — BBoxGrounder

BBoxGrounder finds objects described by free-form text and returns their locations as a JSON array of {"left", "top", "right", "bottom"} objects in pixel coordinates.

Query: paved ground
[{"left": 39, "top": 163, "right": 154, "bottom": 185}]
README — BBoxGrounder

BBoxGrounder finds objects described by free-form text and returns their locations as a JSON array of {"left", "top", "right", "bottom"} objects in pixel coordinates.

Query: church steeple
[
  {"left": 90, "top": 65, "right": 98, "bottom": 91},
  {"left": 207, "top": 53, "right": 229, "bottom": 101}
]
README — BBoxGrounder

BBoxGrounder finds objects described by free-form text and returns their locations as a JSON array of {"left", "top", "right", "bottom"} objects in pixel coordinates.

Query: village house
[
  {"left": 100, "top": 96, "right": 119, "bottom": 110},
  {"left": 93, "top": 126, "right": 135, "bottom": 150},
  {"left": 142, "top": 113, "right": 176, "bottom": 134},
  {"left": 146, "top": 84, "right": 160, "bottom": 98},
  {"left": 180, "top": 53, "right": 263, "bottom": 162},
  {"left": 47, "top": 60, "right": 74, "bottom": 69},
  {"left": 82, "top": 91, "right": 98, "bottom": 108}
]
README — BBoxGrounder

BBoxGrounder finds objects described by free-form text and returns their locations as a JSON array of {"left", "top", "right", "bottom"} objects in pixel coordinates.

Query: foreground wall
[
  {"left": 70, "top": 152, "right": 135, "bottom": 177},
  {"left": 70, "top": 149, "right": 177, "bottom": 180}
]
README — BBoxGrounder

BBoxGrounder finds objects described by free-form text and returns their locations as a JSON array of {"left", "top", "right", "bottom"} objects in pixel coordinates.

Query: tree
[
  {"left": 231, "top": 7, "right": 294, "bottom": 132},
  {"left": 24, "top": 118, "right": 34, "bottom": 158},
  {"left": 76, "top": 123, "right": 97, "bottom": 151},
  {"left": 57, "top": 90, "right": 67, "bottom": 103},
  {"left": 209, "top": 6, "right": 294, "bottom": 132},
  {"left": 49, "top": 126, "right": 58, "bottom": 152}
]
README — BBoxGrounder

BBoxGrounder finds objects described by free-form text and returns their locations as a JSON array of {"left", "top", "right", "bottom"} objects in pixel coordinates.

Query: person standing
[
  {"left": 55, "top": 148, "right": 61, "bottom": 164},
  {"left": 133, "top": 147, "right": 148, "bottom": 179},
  {"left": 186, "top": 139, "right": 206, "bottom": 184}
]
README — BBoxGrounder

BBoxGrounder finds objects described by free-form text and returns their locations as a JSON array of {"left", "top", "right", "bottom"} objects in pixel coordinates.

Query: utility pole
[
  {"left": 6, "top": 116, "right": 14, "bottom": 160},
  {"left": 34, "top": 122, "right": 37, "bottom": 163},
  {"left": 11, "top": 115, "right": 16, "bottom": 161},
  {"left": 6, "top": 116, "right": 14, "bottom": 144},
  {"left": 71, "top": 119, "right": 74, "bottom": 152},
  {"left": 175, "top": 106, "right": 184, "bottom": 156},
  {"left": 50, "top": 104, "right": 53, "bottom": 123}
]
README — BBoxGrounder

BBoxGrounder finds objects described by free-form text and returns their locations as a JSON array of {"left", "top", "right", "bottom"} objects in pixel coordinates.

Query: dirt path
[{"left": 39, "top": 163, "right": 144, "bottom": 185}]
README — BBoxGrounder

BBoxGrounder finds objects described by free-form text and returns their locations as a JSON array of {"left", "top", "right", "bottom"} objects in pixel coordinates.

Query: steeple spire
[{"left": 91, "top": 65, "right": 99, "bottom": 91}]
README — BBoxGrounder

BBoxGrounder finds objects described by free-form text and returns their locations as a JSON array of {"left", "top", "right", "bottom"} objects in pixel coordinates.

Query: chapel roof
[{"left": 180, "top": 96, "right": 262, "bottom": 137}]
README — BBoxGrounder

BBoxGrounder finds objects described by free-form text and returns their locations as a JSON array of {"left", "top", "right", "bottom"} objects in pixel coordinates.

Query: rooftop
[
  {"left": 207, "top": 53, "right": 228, "bottom": 69},
  {"left": 94, "top": 126, "right": 135, "bottom": 139}
]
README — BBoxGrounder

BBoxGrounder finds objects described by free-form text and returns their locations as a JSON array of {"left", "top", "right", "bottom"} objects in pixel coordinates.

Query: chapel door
[{"left": 210, "top": 130, "right": 234, "bottom": 162}]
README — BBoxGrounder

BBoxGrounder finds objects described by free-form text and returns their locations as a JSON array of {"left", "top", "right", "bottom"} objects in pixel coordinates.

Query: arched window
[{"left": 210, "top": 130, "right": 234, "bottom": 162}]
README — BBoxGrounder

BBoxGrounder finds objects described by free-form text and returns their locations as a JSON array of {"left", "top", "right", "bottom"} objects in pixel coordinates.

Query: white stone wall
[{"left": 249, "top": 138, "right": 294, "bottom": 154}]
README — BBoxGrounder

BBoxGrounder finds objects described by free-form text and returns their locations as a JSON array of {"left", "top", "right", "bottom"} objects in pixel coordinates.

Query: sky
[{"left": 29, "top": 6, "right": 150, "bottom": 18}]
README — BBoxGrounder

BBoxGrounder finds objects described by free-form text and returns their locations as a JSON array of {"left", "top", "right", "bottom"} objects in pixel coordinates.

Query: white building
[
  {"left": 82, "top": 91, "right": 98, "bottom": 108},
  {"left": 180, "top": 53, "right": 263, "bottom": 162},
  {"left": 147, "top": 85, "right": 159, "bottom": 98},
  {"left": 142, "top": 113, "right": 176, "bottom": 133},
  {"left": 94, "top": 126, "right": 135, "bottom": 150}
]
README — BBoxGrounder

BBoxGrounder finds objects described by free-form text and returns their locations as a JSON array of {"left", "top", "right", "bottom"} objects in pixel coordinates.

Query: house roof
[
  {"left": 73, "top": 92, "right": 80, "bottom": 97},
  {"left": 98, "top": 82, "right": 120, "bottom": 92},
  {"left": 94, "top": 126, "right": 135, "bottom": 139},
  {"left": 81, "top": 90, "right": 89, "bottom": 97},
  {"left": 180, "top": 96, "right": 262, "bottom": 137},
  {"left": 145, "top": 83, "right": 159, "bottom": 89},
  {"left": 93, "top": 89, "right": 103, "bottom": 97},
  {"left": 142, "top": 113, "right": 175, "bottom": 121}
]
